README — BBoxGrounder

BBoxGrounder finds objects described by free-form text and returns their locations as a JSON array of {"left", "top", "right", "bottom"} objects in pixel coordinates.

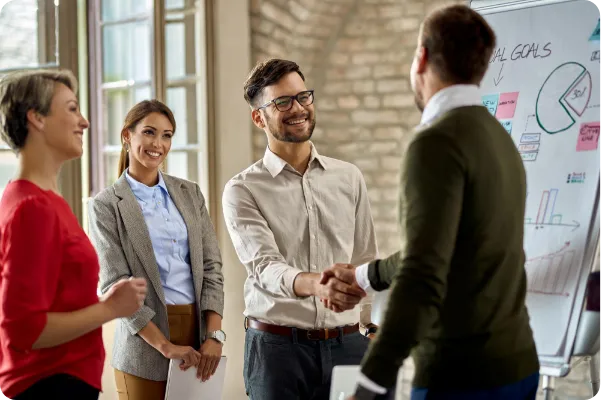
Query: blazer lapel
[
  {"left": 114, "top": 174, "right": 167, "bottom": 305},
  {"left": 163, "top": 175, "right": 204, "bottom": 309}
]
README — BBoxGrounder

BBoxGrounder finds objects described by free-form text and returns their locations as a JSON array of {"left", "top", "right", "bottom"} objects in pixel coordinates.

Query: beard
[{"left": 265, "top": 111, "right": 316, "bottom": 143}]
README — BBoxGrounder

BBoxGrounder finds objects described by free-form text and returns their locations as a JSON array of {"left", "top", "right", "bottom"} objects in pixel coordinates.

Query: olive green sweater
[{"left": 361, "top": 106, "right": 539, "bottom": 389}]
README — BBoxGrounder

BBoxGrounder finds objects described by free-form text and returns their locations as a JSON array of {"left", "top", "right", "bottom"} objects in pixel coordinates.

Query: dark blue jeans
[
  {"left": 244, "top": 327, "right": 395, "bottom": 400},
  {"left": 411, "top": 372, "right": 540, "bottom": 400}
]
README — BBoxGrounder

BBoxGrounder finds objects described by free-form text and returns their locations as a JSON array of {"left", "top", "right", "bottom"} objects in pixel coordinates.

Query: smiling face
[
  {"left": 39, "top": 82, "right": 89, "bottom": 160},
  {"left": 251, "top": 72, "right": 316, "bottom": 144},
  {"left": 123, "top": 112, "right": 174, "bottom": 175}
]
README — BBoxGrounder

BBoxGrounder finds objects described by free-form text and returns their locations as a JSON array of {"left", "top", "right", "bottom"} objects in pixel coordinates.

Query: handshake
[{"left": 315, "top": 263, "right": 365, "bottom": 313}]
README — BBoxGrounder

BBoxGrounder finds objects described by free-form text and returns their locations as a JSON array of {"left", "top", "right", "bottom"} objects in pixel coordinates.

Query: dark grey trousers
[{"left": 243, "top": 327, "right": 395, "bottom": 400}]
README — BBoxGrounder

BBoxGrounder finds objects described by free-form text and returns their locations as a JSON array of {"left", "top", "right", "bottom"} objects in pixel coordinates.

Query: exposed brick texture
[{"left": 249, "top": 1, "right": 596, "bottom": 398}]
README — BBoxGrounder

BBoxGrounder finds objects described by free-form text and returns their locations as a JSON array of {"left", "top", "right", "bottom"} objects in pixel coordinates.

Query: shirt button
[
  {"left": 308, "top": 206, "right": 313, "bottom": 210},
  {"left": 312, "top": 234, "right": 316, "bottom": 239},
  {"left": 172, "top": 239, "right": 176, "bottom": 243},
  {"left": 311, "top": 265, "right": 316, "bottom": 270}
]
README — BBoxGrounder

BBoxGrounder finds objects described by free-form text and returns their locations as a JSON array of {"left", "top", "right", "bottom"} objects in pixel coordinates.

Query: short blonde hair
[{"left": 0, "top": 69, "right": 78, "bottom": 151}]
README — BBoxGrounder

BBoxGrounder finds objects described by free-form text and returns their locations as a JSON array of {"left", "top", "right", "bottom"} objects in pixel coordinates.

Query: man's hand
[{"left": 317, "top": 263, "right": 365, "bottom": 312}]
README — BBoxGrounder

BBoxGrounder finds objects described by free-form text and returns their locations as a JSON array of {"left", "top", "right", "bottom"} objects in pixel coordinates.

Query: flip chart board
[{"left": 472, "top": 0, "right": 600, "bottom": 376}]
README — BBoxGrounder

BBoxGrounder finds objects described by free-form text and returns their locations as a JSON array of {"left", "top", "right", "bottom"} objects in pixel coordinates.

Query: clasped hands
[
  {"left": 316, "top": 263, "right": 365, "bottom": 313},
  {"left": 162, "top": 339, "right": 222, "bottom": 382}
]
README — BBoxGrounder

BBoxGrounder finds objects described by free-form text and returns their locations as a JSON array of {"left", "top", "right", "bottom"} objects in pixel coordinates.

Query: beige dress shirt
[{"left": 222, "top": 144, "right": 378, "bottom": 329}]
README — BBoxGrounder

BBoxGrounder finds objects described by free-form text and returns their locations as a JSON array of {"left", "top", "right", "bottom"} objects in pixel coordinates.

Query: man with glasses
[{"left": 222, "top": 58, "right": 383, "bottom": 400}]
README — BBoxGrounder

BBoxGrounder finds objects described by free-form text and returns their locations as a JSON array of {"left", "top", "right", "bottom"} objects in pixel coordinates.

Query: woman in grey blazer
[{"left": 88, "top": 100, "right": 225, "bottom": 400}]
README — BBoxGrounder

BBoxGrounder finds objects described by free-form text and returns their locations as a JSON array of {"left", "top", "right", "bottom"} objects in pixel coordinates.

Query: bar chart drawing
[
  {"left": 524, "top": 189, "right": 580, "bottom": 230},
  {"left": 526, "top": 242, "right": 575, "bottom": 296}
]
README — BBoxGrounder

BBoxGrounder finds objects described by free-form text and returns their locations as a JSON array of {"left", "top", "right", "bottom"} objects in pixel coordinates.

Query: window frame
[
  {"left": 0, "top": 0, "right": 83, "bottom": 222},
  {"left": 87, "top": 0, "right": 216, "bottom": 216}
]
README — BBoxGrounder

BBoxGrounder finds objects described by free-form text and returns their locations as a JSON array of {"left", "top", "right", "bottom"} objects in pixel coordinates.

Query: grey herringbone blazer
[{"left": 88, "top": 173, "right": 224, "bottom": 381}]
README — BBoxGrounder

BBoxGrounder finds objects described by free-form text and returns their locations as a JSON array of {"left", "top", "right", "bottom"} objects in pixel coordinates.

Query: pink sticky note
[
  {"left": 496, "top": 92, "right": 519, "bottom": 119},
  {"left": 576, "top": 122, "right": 600, "bottom": 151}
]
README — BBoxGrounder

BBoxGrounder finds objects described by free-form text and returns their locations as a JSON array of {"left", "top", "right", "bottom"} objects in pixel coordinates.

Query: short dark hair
[
  {"left": 421, "top": 5, "right": 496, "bottom": 85},
  {"left": 243, "top": 59, "right": 305, "bottom": 107}
]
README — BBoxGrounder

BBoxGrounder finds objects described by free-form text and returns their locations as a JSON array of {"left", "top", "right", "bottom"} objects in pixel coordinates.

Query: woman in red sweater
[{"left": 0, "top": 70, "right": 148, "bottom": 399}]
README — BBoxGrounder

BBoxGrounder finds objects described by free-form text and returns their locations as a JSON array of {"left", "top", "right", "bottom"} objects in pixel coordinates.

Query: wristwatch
[
  {"left": 205, "top": 330, "right": 226, "bottom": 344},
  {"left": 354, "top": 384, "right": 379, "bottom": 400}
]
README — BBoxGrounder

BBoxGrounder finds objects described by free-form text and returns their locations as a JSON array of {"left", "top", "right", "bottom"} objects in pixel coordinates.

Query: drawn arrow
[
  {"left": 524, "top": 114, "right": 536, "bottom": 132},
  {"left": 493, "top": 63, "right": 504, "bottom": 86}
]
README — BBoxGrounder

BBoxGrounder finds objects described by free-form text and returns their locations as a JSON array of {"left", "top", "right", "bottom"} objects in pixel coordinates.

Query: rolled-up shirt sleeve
[
  {"left": 0, "top": 198, "right": 61, "bottom": 351},
  {"left": 222, "top": 181, "right": 302, "bottom": 299}
]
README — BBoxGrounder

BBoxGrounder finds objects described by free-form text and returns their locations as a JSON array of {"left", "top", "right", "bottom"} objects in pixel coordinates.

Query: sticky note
[
  {"left": 518, "top": 143, "right": 540, "bottom": 152},
  {"left": 521, "top": 133, "right": 541, "bottom": 143},
  {"left": 590, "top": 19, "right": 600, "bottom": 41},
  {"left": 482, "top": 94, "right": 499, "bottom": 115},
  {"left": 521, "top": 152, "right": 538, "bottom": 162},
  {"left": 496, "top": 92, "right": 519, "bottom": 119},
  {"left": 500, "top": 120, "right": 513, "bottom": 134},
  {"left": 576, "top": 122, "right": 600, "bottom": 151}
]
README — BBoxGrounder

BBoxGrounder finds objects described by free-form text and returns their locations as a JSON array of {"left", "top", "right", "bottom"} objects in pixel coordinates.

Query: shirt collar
[
  {"left": 420, "top": 84, "right": 483, "bottom": 127},
  {"left": 263, "top": 142, "right": 327, "bottom": 178},
  {"left": 125, "top": 169, "right": 168, "bottom": 203}
]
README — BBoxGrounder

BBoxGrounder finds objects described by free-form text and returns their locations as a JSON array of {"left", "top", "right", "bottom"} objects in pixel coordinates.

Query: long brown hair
[{"left": 117, "top": 99, "right": 176, "bottom": 177}]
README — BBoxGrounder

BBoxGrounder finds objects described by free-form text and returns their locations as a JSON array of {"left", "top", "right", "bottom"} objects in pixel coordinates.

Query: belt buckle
[{"left": 307, "top": 328, "right": 330, "bottom": 341}]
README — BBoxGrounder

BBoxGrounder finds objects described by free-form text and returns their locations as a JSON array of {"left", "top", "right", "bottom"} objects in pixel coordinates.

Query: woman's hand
[
  {"left": 161, "top": 343, "right": 202, "bottom": 371},
  {"left": 101, "top": 277, "right": 147, "bottom": 318},
  {"left": 197, "top": 339, "right": 223, "bottom": 381}
]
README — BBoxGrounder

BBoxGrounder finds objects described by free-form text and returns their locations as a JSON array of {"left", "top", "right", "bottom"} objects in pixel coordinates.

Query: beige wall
[{"left": 212, "top": 0, "right": 252, "bottom": 399}]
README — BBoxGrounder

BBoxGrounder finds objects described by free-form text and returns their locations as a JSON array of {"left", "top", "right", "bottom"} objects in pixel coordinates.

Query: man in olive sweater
[{"left": 321, "top": 5, "right": 540, "bottom": 400}]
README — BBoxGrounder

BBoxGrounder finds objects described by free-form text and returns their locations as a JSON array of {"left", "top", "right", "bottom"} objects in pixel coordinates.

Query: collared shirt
[
  {"left": 420, "top": 84, "right": 483, "bottom": 127},
  {"left": 354, "top": 84, "right": 485, "bottom": 395},
  {"left": 222, "top": 144, "right": 378, "bottom": 329},
  {"left": 125, "top": 170, "right": 195, "bottom": 305}
]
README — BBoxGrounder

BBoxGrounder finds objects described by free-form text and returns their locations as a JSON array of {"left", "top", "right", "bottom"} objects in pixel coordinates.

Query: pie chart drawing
[{"left": 536, "top": 62, "right": 592, "bottom": 134}]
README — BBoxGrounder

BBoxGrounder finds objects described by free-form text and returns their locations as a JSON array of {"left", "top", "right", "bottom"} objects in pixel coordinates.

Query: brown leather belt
[{"left": 245, "top": 318, "right": 359, "bottom": 341}]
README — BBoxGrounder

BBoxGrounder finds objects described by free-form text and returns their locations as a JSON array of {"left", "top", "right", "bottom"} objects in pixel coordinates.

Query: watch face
[{"left": 215, "top": 330, "right": 226, "bottom": 343}]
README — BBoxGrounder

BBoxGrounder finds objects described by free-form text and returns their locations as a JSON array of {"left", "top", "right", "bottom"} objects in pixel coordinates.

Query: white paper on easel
[{"left": 165, "top": 356, "right": 227, "bottom": 400}]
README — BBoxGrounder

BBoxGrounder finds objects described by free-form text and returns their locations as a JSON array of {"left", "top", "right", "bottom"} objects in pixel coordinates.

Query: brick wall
[{"left": 248, "top": 0, "right": 595, "bottom": 398}]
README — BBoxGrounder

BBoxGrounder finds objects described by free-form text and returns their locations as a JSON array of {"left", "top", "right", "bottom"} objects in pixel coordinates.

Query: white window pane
[
  {"left": 102, "top": 0, "right": 151, "bottom": 22},
  {"left": 166, "top": 87, "right": 189, "bottom": 146},
  {"left": 103, "top": 22, "right": 151, "bottom": 82},
  {"left": 0, "top": 0, "right": 57, "bottom": 69},
  {"left": 0, "top": 151, "right": 18, "bottom": 199},
  {"left": 135, "top": 86, "right": 151, "bottom": 102},
  {"left": 166, "top": 0, "right": 185, "bottom": 10},
  {"left": 166, "top": 151, "right": 188, "bottom": 180},
  {"left": 166, "top": 22, "right": 186, "bottom": 80},
  {"left": 104, "top": 153, "right": 120, "bottom": 187},
  {"left": 103, "top": 86, "right": 152, "bottom": 146}
]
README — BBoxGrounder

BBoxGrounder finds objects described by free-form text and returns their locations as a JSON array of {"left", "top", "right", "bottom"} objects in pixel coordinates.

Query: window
[
  {"left": 89, "top": 0, "right": 211, "bottom": 205},
  {"left": 0, "top": 0, "right": 59, "bottom": 199}
]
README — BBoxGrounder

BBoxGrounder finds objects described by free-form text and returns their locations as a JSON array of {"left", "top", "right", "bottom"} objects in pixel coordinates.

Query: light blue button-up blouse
[{"left": 125, "top": 170, "right": 195, "bottom": 305}]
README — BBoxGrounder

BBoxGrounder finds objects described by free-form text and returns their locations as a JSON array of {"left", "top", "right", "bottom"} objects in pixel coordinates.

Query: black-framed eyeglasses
[{"left": 256, "top": 90, "right": 315, "bottom": 112}]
